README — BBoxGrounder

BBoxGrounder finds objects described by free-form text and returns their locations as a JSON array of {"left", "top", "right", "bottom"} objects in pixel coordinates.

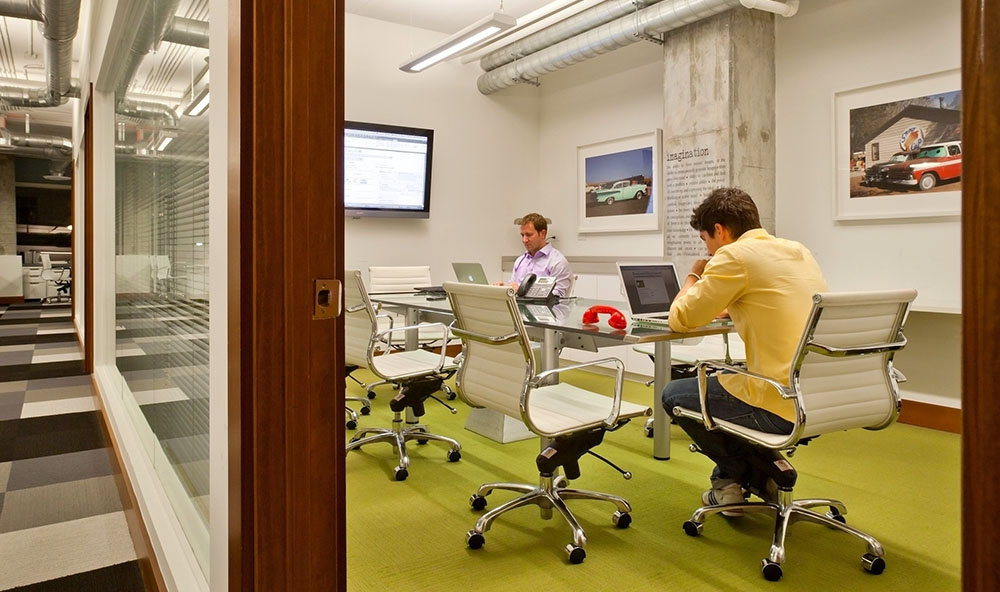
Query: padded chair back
[
  {"left": 344, "top": 270, "right": 379, "bottom": 369},
  {"left": 368, "top": 266, "right": 432, "bottom": 292},
  {"left": 792, "top": 289, "right": 916, "bottom": 439},
  {"left": 444, "top": 281, "right": 533, "bottom": 420}
]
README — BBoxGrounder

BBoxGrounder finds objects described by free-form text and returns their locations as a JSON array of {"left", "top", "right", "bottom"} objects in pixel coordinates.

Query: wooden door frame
[
  {"left": 83, "top": 86, "right": 94, "bottom": 373},
  {"left": 230, "top": 0, "right": 346, "bottom": 589},
  {"left": 961, "top": 0, "right": 999, "bottom": 588}
]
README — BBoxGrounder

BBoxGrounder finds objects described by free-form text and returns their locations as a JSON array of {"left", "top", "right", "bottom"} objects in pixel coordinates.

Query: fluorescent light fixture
[
  {"left": 400, "top": 11, "right": 516, "bottom": 73},
  {"left": 156, "top": 135, "right": 174, "bottom": 151},
  {"left": 184, "top": 87, "right": 210, "bottom": 116}
]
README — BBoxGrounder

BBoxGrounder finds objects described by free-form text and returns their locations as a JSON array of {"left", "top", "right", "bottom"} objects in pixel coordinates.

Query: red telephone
[{"left": 582, "top": 305, "right": 627, "bottom": 330}]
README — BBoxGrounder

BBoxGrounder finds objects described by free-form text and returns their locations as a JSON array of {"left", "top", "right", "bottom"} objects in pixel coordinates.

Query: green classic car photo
[{"left": 590, "top": 179, "right": 648, "bottom": 205}]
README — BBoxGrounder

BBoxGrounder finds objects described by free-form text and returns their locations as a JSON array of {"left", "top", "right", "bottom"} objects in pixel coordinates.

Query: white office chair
[
  {"left": 40, "top": 253, "right": 71, "bottom": 303},
  {"left": 344, "top": 270, "right": 461, "bottom": 481},
  {"left": 674, "top": 289, "right": 916, "bottom": 581},
  {"left": 445, "top": 281, "right": 651, "bottom": 564},
  {"left": 369, "top": 265, "right": 454, "bottom": 350},
  {"left": 149, "top": 254, "right": 185, "bottom": 296}
]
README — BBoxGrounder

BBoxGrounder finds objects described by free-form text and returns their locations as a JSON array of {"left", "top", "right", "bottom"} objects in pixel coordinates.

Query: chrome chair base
[
  {"left": 344, "top": 396, "right": 371, "bottom": 429},
  {"left": 682, "top": 489, "right": 886, "bottom": 581},
  {"left": 346, "top": 415, "right": 461, "bottom": 481},
  {"left": 466, "top": 473, "right": 633, "bottom": 564}
]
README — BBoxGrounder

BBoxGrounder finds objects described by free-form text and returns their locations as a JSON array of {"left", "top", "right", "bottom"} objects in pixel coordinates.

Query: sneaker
[{"left": 702, "top": 483, "right": 746, "bottom": 517}]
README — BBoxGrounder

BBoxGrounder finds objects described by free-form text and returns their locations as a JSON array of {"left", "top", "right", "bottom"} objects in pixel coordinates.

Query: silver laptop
[
  {"left": 617, "top": 262, "right": 682, "bottom": 325},
  {"left": 452, "top": 262, "right": 489, "bottom": 285}
]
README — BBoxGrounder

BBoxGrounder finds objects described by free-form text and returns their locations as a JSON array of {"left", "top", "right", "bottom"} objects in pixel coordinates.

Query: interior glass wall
[{"left": 112, "top": 0, "right": 211, "bottom": 574}]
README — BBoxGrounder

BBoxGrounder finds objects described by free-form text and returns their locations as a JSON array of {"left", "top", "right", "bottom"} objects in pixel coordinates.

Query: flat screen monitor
[{"left": 343, "top": 120, "right": 434, "bottom": 218}]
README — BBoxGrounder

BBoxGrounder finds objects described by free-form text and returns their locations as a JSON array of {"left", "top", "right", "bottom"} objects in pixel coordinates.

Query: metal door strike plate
[{"left": 314, "top": 279, "right": 341, "bottom": 319}]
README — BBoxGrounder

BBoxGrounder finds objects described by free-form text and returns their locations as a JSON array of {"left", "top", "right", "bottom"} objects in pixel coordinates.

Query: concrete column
[
  {"left": 661, "top": 8, "right": 776, "bottom": 269},
  {"left": 0, "top": 156, "right": 15, "bottom": 255}
]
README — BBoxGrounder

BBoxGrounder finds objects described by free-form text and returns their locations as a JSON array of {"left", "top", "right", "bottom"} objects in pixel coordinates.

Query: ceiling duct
[
  {"left": 117, "top": 98, "right": 180, "bottom": 129},
  {"left": 0, "top": 0, "right": 81, "bottom": 106},
  {"left": 479, "top": 0, "right": 665, "bottom": 72},
  {"left": 0, "top": 127, "right": 73, "bottom": 160},
  {"left": 477, "top": 0, "right": 795, "bottom": 94},
  {"left": 163, "top": 16, "right": 209, "bottom": 49},
  {"left": 113, "top": 0, "right": 183, "bottom": 102}
]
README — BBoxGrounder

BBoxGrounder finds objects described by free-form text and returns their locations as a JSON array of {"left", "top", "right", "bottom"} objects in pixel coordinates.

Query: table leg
[{"left": 652, "top": 340, "right": 672, "bottom": 460}]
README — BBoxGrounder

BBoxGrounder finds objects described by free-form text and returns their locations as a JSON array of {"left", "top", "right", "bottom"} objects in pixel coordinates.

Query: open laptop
[
  {"left": 617, "top": 262, "right": 682, "bottom": 325},
  {"left": 452, "top": 262, "right": 489, "bottom": 285}
]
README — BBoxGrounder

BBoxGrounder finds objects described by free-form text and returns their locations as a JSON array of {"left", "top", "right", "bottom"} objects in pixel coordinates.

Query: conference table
[{"left": 370, "top": 292, "right": 731, "bottom": 460}]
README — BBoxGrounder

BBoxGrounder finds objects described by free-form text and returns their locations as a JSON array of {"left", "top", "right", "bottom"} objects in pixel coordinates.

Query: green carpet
[{"left": 346, "top": 369, "right": 960, "bottom": 591}]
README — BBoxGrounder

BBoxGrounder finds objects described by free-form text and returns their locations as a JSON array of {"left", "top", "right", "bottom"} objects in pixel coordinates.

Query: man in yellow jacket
[{"left": 664, "top": 187, "right": 827, "bottom": 515}]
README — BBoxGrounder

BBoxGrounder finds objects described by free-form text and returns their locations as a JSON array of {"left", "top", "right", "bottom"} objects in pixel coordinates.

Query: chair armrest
[
  {"left": 673, "top": 359, "right": 796, "bottom": 447},
  {"left": 531, "top": 357, "right": 634, "bottom": 430},
  {"left": 373, "top": 322, "right": 451, "bottom": 367}
]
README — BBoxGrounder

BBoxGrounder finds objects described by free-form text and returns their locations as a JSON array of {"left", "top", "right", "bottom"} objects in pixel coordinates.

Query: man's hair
[
  {"left": 689, "top": 187, "right": 761, "bottom": 238},
  {"left": 519, "top": 213, "right": 548, "bottom": 233}
]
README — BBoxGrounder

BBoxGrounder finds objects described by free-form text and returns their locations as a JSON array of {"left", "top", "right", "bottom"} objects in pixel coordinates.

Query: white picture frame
[
  {"left": 577, "top": 130, "right": 661, "bottom": 233},
  {"left": 833, "top": 69, "right": 962, "bottom": 221}
]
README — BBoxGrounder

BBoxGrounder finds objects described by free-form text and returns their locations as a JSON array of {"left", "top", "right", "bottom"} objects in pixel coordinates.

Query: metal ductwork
[
  {"left": 479, "top": 0, "right": 665, "bottom": 72},
  {"left": 478, "top": 0, "right": 788, "bottom": 94},
  {"left": 163, "top": 16, "right": 209, "bottom": 49},
  {"left": 114, "top": 0, "right": 183, "bottom": 102},
  {"left": 39, "top": 0, "right": 81, "bottom": 104},
  {"left": 117, "top": 99, "right": 180, "bottom": 129},
  {"left": 0, "top": 127, "right": 73, "bottom": 160}
]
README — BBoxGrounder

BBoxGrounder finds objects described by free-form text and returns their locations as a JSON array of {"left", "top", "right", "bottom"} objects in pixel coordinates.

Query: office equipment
[
  {"left": 451, "top": 262, "right": 489, "bottom": 285},
  {"left": 674, "top": 289, "right": 916, "bottom": 580},
  {"left": 40, "top": 253, "right": 71, "bottom": 303},
  {"left": 617, "top": 262, "right": 681, "bottom": 325},
  {"left": 444, "top": 281, "right": 651, "bottom": 563},
  {"left": 344, "top": 121, "right": 433, "bottom": 219},
  {"left": 515, "top": 273, "right": 556, "bottom": 301},
  {"left": 581, "top": 304, "right": 627, "bottom": 329},
  {"left": 344, "top": 271, "right": 462, "bottom": 481}
]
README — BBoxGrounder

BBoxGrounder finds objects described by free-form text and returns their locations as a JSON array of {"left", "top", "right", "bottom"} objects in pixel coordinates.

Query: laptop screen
[
  {"left": 618, "top": 263, "right": 681, "bottom": 315},
  {"left": 452, "top": 262, "right": 488, "bottom": 285}
]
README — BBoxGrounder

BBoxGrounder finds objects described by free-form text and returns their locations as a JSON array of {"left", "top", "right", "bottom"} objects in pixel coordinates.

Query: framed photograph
[
  {"left": 834, "top": 69, "right": 961, "bottom": 221},
  {"left": 578, "top": 130, "right": 661, "bottom": 233}
]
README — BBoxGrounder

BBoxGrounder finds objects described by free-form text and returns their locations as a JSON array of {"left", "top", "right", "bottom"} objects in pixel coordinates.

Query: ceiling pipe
[
  {"left": 0, "top": 0, "right": 41, "bottom": 21},
  {"left": 740, "top": 0, "right": 798, "bottom": 17},
  {"left": 117, "top": 98, "right": 180, "bottom": 129},
  {"left": 479, "top": 0, "right": 665, "bottom": 72},
  {"left": 39, "top": 0, "right": 81, "bottom": 104},
  {"left": 163, "top": 16, "right": 209, "bottom": 49},
  {"left": 113, "top": 0, "right": 183, "bottom": 102},
  {"left": 477, "top": 0, "right": 796, "bottom": 94}
]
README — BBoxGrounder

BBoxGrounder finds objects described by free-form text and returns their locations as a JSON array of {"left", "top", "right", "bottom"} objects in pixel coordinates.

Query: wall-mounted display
[
  {"left": 577, "top": 130, "right": 661, "bottom": 233},
  {"left": 834, "top": 69, "right": 961, "bottom": 221}
]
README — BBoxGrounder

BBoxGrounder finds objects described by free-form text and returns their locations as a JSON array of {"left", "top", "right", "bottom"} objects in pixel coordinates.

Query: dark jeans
[{"left": 662, "top": 375, "right": 793, "bottom": 491}]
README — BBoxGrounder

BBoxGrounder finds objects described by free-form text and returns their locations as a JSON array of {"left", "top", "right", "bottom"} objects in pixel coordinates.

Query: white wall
[
  {"left": 775, "top": 0, "right": 961, "bottom": 406},
  {"left": 774, "top": 0, "right": 961, "bottom": 313},
  {"left": 345, "top": 15, "right": 541, "bottom": 285},
  {"left": 535, "top": 42, "right": 666, "bottom": 257}
]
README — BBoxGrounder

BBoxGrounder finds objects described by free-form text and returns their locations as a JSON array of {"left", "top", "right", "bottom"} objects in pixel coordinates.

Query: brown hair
[
  {"left": 689, "top": 187, "right": 761, "bottom": 238},
  {"left": 519, "top": 213, "right": 548, "bottom": 233}
]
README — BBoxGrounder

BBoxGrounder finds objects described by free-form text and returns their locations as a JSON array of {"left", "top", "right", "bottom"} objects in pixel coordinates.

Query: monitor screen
[{"left": 343, "top": 121, "right": 434, "bottom": 218}]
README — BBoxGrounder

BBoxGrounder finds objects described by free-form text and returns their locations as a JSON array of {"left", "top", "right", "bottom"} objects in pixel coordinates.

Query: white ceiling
[{"left": 345, "top": 0, "right": 563, "bottom": 34}]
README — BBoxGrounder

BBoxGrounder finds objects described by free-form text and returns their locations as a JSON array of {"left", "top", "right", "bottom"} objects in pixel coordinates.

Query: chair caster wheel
[
  {"left": 682, "top": 520, "right": 702, "bottom": 537},
  {"left": 826, "top": 507, "right": 846, "bottom": 524},
  {"left": 417, "top": 439, "right": 428, "bottom": 445},
  {"left": 345, "top": 419, "right": 357, "bottom": 430},
  {"left": 862, "top": 553, "right": 886, "bottom": 575},
  {"left": 644, "top": 419, "right": 654, "bottom": 438},
  {"left": 613, "top": 511, "right": 632, "bottom": 529},
  {"left": 359, "top": 406, "right": 371, "bottom": 416},
  {"left": 470, "top": 494, "right": 488, "bottom": 511},
  {"left": 565, "top": 545, "right": 586, "bottom": 564},
  {"left": 761, "top": 560, "right": 782, "bottom": 581},
  {"left": 467, "top": 531, "right": 485, "bottom": 549},
  {"left": 393, "top": 467, "right": 408, "bottom": 481},
  {"left": 447, "top": 449, "right": 461, "bottom": 462},
  {"left": 366, "top": 390, "right": 376, "bottom": 400}
]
